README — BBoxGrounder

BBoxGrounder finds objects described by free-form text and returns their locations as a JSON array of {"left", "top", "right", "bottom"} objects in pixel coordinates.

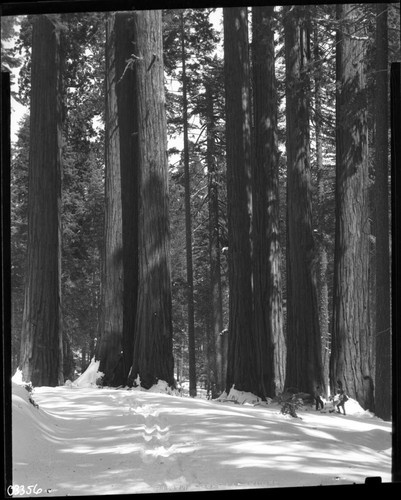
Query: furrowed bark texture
[
  {"left": 19, "top": 15, "right": 64, "bottom": 386},
  {"left": 96, "top": 14, "right": 125, "bottom": 385},
  {"left": 374, "top": 2, "right": 391, "bottom": 420},
  {"left": 252, "top": 5, "right": 285, "bottom": 397},
  {"left": 284, "top": 6, "right": 324, "bottom": 395},
  {"left": 330, "top": 4, "right": 373, "bottom": 410},
  {"left": 223, "top": 7, "right": 258, "bottom": 394},
  {"left": 129, "top": 10, "right": 174, "bottom": 389},
  {"left": 115, "top": 13, "right": 140, "bottom": 382},
  {"left": 97, "top": 13, "right": 139, "bottom": 385}
]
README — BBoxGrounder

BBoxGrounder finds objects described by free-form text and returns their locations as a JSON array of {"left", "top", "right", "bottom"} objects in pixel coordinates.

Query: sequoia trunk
[
  {"left": 129, "top": 10, "right": 174, "bottom": 389},
  {"left": 19, "top": 15, "right": 64, "bottom": 386},
  {"left": 252, "top": 5, "right": 285, "bottom": 397},
  {"left": 284, "top": 5, "right": 324, "bottom": 395},
  {"left": 330, "top": 4, "right": 373, "bottom": 410},
  {"left": 223, "top": 7, "right": 258, "bottom": 395},
  {"left": 96, "top": 13, "right": 139, "bottom": 385}
]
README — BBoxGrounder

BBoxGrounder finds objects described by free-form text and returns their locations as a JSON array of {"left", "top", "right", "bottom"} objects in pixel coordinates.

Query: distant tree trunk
[
  {"left": 129, "top": 10, "right": 174, "bottom": 389},
  {"left": 223, "top": 7, "right": 258, "bottom": 395},
  {"left": 206, "top": 80, "right": 224, "bottom": 396},
  {"left": 252, "top": 5, "right": 285, "bottom": 398},
  {"left": 284, "top": 5, "right": 324, "bottom": 395},
  {"left": 19, "top": 15, "right": 64, "bottom": 386},
  {"left": 63, "top": 334, "right": 75, "bottom": 381},
  {"left": 181, "top": 12, "right": 197, "bottom": 397},
  {"left": 330, "top": 4, "right": 373, "bottom": 410},
  {"left": 313, "top": 20, "right": 330, "bottom": 390},
  {"left": 374, "top": 3, "right": 391, "bottom": 420}
]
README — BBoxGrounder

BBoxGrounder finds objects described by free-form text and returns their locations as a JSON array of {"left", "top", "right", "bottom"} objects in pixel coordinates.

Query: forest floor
[{"left": 11, "top": 362, "right": 393, "bottom": 497}]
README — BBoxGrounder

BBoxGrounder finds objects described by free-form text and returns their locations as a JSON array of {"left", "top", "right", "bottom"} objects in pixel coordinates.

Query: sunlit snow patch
[
  {"left": 11, "top": 368, "right": 25, "bottom": 385},
  {"left": 147, "top": 380, "right": 180, "bottom": 395}
]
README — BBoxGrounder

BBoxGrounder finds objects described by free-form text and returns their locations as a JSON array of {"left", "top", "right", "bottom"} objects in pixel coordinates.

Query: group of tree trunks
[
  {"left": 97, "top": 11, "right": 174, "bottom": 389},
  {"left": 17, "top": 6, "right": 391, "bottom": 420}
]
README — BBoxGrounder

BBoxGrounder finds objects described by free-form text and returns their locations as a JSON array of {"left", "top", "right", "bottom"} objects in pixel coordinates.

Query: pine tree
[
  {"left": 180, "top": 11, "right": 197, "bottom": 397},
  {"left": 205, "top": 78, "right": 225, "bottom": 396},
  {"left": 10, "top": 114, "right": 30, "bottom": 373}
]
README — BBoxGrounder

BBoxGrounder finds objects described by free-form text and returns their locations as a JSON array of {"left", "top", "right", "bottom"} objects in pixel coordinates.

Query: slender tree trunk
[
  {"left": 284, "top": 5, "right": 324, "bottom": 395},
  {"left": 374, "top": 3, "right": 391, "bottom": 420},
  {"left": 330, "top": 4, "right": 373, "bottom": 410},
  {"left": 313, "top": 20, "right": 330, "bottom": 391},
  {"left": 181, "top": 12, "right": 197, "bottom": 397},
  {"left": 205, "top": 81, "right": 224, "bottom": 396},
  {"left": 129, "top": 10, "right": 174, "bottom": 390},
  {"left": 19, "top": 15, "right": 64, "bottom": 386},
  {"left": 223, "top": 7, "right": 258, "bottom": 395},
  {"left": 252, "top": 6, "right": 285, "bottom": 398}
]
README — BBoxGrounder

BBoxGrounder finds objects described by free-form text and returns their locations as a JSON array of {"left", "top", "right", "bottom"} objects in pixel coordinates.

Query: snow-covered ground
[{"left": 11, "top": 362, "right": 392, "bottom": 496}]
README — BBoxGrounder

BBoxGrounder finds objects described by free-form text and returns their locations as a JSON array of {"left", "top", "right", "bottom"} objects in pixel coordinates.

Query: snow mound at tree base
[
  {"left": 69, "top": 357, "right": 104, "bottom": 388},
  {"left": 67, "top": 359, "right": 179, "bottom": 395},
  {"left": 216, "top": 385, "right": 268, "bottom": 405},
  {"left": 144, "top": 379, "right": 181, "bottom": 395},
  {"left": 319, "top": 397, "right": 376, "bottom": 418},
  {"left": 214, "top": 384, "right": 376, "bottom": 418}
]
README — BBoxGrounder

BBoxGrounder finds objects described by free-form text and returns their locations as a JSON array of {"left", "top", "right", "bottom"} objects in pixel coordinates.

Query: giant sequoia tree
[
  {"left": 330, "top": 4, "right": 373, "bottom": 410},
  {"left": 19, "top": 15, "right": 64, "bottom": 386},
  {"left": 283, "top": 5, "right": 324, "bottom": 395},
  {"left": 96, "top": 13, "right": 138, "bottom": 386},
  {"left": 252, "top": 5, "right": 285, "bottom": 397},
  {"left": 223, "top": 7, "right": 258, "bottom": 395},
  {"left": 374, "top": 2, "right": 391, "bottom": 421},
  {"left": 128, "top": 10, "right": 174, "bottom": 389}
]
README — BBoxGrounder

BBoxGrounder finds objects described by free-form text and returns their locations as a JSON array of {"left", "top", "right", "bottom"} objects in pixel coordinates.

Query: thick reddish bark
[
  {"left": 19, "top": 15, "right": 64, "bottom": 386},
  {"left": 252, "top": 6, "right": 285, "bottom": 397},
  {"left": 96, "top": 13, "right": 138, "bottom": 385},
  {"left": 284, "top": 5, "right": 324, "bottom": 395},
  {"left": 330, "top": 4, "right": 373, "bottom": 410},
  {"left": 223, "top": 7, "right": 258, "bottom": 395},
  {"left": 129, "top": 10, "right": 174, "bottom": 389}
]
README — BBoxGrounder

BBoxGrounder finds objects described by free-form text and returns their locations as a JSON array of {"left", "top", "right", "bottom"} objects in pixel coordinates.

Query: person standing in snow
[
  {"left": 314, "top": 386, "right": 324, "bottom": 411},
  {"left": 335, "top": 380, "right": 348, "bottom": 415}
]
